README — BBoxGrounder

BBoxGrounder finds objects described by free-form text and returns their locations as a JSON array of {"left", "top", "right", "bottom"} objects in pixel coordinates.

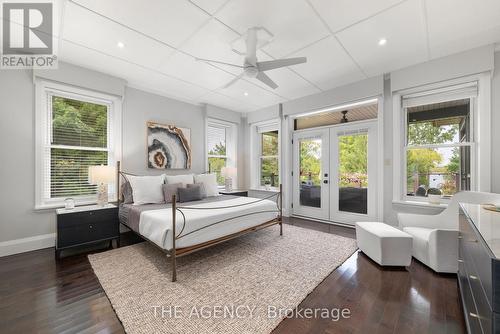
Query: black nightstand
[
  {"left": 219, "top": 189, "right": 248, "bottom": 197},
  {"left": 56, "top": 204, "right": 120, "bottom": 258}
]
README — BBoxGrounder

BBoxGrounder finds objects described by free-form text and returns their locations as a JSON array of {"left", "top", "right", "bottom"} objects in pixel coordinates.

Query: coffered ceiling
[{"left": 39, "top": 1, "right": 500, "bottom": 111}]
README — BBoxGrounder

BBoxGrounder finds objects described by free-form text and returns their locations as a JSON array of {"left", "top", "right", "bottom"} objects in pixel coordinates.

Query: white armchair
[{"left": 398, "top": 191, "right": 500, "bottom": 273}]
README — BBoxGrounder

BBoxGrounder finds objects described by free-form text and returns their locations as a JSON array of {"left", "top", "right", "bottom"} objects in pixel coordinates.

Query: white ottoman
[{"left": 355, "top": 222, "right": 412, "bottom": 266}]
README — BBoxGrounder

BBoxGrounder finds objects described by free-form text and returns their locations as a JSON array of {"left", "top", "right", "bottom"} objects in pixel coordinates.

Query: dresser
[
  {"left": 56, "top": 204, "right": 120, "bottom": 258},
  {"left": 458, "top": 203, "right": 500, "bottom": 334}
]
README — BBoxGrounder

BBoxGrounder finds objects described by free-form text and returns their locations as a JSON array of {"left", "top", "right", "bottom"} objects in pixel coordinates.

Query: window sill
[
  {"left": 35, "top": 197, "right": 117, "bottom": 211},
  {"left": 249, "top": 188, "right": 279, "bottom": 193},
  {"left": 392, "top": 199, "right": 448, "bottom": 209}
]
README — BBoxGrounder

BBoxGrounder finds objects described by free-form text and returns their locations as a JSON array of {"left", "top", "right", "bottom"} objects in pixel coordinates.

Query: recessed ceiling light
[
  {"left": 243, "top": 92, "right": 249, "bottom": 96},
  {"left": 378, "top": 38, "right": 387, "bottom": 46},
  {"left": 117, "top": 41, "right": 125, "bottom": 48}
]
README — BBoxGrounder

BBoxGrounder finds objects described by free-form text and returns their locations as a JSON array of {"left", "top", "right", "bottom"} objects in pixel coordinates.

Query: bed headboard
[{"left": 115, "top": 160, "right": 217, "bottom": 205}]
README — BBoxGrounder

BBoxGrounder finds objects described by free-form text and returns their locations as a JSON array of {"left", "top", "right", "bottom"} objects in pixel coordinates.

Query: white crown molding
[{"left": 0, "top": 233, "right": 56, "bottom": 257}]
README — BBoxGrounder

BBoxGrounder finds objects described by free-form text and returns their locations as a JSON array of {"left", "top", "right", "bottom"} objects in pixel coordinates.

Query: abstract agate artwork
[{"left": 147, "top": 122, "right": 191, "bottom": 169}]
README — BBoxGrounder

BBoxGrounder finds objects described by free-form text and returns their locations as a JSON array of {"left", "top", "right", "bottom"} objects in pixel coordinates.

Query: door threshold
[{"left": 291, "top": 215, "right": 355, "bottom": 229}]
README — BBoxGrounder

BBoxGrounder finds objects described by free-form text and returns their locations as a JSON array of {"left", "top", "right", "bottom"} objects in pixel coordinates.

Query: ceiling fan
[{"left": 195, "top": 27, "right": 307, "bottom": 90}]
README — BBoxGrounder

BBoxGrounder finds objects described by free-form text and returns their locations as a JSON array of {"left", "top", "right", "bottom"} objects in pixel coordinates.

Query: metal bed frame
[{"left": 116, "top": 161, "right": 283, "bottom": 282}]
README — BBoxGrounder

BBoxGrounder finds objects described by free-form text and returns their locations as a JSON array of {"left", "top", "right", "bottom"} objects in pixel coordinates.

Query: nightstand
[
  {"left": 55, "top": 204, "right": 120, "bottom": 258},
  {"left": 219, "top": 189, "right": 248, "bottom": 197}
]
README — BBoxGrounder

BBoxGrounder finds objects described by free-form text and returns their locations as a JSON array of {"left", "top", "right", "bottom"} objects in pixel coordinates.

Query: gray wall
[
  {"left": 122, "top": 87, "right": 206, "bottom": 176},
  {"left": 0, "top": 70, "right": 54, "bottom": 242}
]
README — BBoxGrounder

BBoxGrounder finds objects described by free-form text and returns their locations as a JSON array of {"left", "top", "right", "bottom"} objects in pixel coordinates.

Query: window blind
[
  {"left": 336, "top": 128, "right": 369, "bottom": 137},
  {"left": 207, "top": 124, "right": 226, "bottom": 155},
  {"left": 402, "top": 82, "right": 478, "bottom": 108},
  {"left": 257, "top": 123, "right": 278, "bottom": 134}
]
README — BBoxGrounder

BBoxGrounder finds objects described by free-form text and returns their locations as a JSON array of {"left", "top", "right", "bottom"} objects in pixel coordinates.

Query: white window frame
[
  {"left": 393, "top": 74, "right": 491, "bottom": 205},
  {"left": 35, "top": 79, "right": 122, "bottom": 209},
  {"left": 250, "top": 119, "right": 281, "bottom": 191},
  {"left": 206, "top": 118, "right": 237, "bottom": 187}
]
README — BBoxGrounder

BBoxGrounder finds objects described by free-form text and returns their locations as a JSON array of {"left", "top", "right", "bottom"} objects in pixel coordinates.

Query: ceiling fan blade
[
  {"left": 195, "top": 57, "right": 243, "bottom": 68},
  {"left": 245, "top": 27, "right": 258, "bottom": 65},
  {"left": 257, "top": 57, "right": 307, "bottom": 71},
  {"left": 223, "top": 72, "right": 245, "bottom": 89},
  {"left": 256, "top": 72, "right": 278, "bottom": 89}
]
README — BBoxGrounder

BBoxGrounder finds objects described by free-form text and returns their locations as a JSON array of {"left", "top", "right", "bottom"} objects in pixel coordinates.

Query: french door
[
  {"left": 292, "top": 129, "right": 330, "bottom": 220},
  {"left": 292, "top": 121, "right": 378, "bottom": 225}
]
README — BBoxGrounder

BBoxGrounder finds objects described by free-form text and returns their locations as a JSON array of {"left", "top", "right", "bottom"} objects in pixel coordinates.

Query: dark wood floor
[{"left": 0, "top": 218, "right": 465, "bottom": 334}]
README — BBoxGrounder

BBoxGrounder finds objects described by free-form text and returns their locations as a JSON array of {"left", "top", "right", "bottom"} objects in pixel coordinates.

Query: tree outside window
[
  {"left": 260, "top": 130, "right": 279, "bottom": 187},
  {"left": 207, "top": 124, "right": 227, "bottom": 185}
]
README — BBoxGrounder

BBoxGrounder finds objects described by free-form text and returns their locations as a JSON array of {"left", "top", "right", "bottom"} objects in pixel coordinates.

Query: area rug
[{"left": 88, "top": 225, "right": 357, "bottom": 334}]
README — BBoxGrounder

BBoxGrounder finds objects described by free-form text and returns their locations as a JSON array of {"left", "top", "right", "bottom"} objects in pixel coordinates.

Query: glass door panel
[
  {"left": 299, "top": 138, "right": 322, "bottom": 208},
  {"left": 338, "top": 133, "right": 368, "bottom": 214}
]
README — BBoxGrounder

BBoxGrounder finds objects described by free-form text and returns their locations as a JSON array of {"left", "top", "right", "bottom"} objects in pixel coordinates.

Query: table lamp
[
  {"left": 221, "top": 166, "right": 237, "bottom": 192},
  {"left": 88, "top": 165, "right": 116, "bottom": 206}
]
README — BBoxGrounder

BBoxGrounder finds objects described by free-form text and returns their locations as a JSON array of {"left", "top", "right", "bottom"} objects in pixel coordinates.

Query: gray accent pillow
[
  {"left": 162, "top": 183, "right": 183, "bottom": 203},
  {"left": 178, "top": 185, "right": 203, "bottom": 203},
  {"left": 188, "top": 182, "right": 207, "bottom": 198},
  {"left": 121, "top": 182, "right": 133, "bottom": 204}
]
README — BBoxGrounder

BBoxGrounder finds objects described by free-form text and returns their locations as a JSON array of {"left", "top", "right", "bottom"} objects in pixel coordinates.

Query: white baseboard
[{"left": 0, "top": 233, "right": 56, "bottom": 257}]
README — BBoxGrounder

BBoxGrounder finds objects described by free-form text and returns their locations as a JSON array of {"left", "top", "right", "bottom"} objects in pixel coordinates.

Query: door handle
[{"left": 323, "top": 180, "right": 328, "bottom": 184}]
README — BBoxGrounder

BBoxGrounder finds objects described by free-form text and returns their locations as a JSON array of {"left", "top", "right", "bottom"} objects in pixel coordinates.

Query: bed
[{"left": 116, "top": 162, "right": 283, "bottom": 282}]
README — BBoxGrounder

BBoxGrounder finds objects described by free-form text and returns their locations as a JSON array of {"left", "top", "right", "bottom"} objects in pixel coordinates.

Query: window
[
  {"left": 251, "top": 121, "right": 280, "bottom": 190},
  {"left": 207, "top": 119, "right": 236, "bottom": 186},
  {"left": 402, "top": 83, "right": 477, "bottom": 200},
  {"left": 259, "top": 130, "right": 279, "bottom": 187},
  {"left": 36, "top": 80, "right": 121, "bottom": 208},
  {"left": 207, "top": 122, "right": 227, "bottom": 185}
]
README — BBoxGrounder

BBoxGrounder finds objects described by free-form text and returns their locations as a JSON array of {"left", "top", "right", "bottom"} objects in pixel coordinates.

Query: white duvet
[{"left": 138, "top": 196, "right": 279, "bottom": 250}]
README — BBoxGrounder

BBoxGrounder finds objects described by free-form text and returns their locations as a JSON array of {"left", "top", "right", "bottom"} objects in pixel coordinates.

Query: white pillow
[
  {"left": 194, "top": 173, "right": 219, "bottom": 197},
  {"left": 127, "top": 174, "right": 165, "bottom": 205},
  {"left": 165, "top": 174, "right": 194, "bottom": 187}
]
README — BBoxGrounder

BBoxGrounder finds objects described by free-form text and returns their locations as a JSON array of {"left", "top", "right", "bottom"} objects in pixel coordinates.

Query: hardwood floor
[{"left": 0, "top": 218, "right": 465, "bottom": 334}]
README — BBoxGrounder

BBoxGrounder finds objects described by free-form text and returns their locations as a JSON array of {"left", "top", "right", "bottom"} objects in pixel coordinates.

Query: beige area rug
[{"left": 88, "top": 225, "right": 357, "bottom": 334}]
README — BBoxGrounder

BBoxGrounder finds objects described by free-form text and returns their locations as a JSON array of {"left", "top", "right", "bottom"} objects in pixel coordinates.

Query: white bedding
[{"left": 138, "top": 196, "right": 279, "bottom": 250}]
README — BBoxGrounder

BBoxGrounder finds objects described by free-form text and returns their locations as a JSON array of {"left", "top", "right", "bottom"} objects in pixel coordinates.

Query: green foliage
[
  {"left": 447, "top": 148, "right": 460, "bottom": 174},
  {"left": 261, "top": 157, "right": 278, "bottom": 187},
  {"left": 208, "top": 141, "right": 227, "bottom": 185},
  {"left": 262, "top": 131, "right": 278, "bottom": 156},
  {"left": 260, "top": 131, "right": 279, "bottom": 187},
  {"left": 406, "top": 121, "right": 461, "bottom": 195},
  {"left": 208, "top": 142, "right": 226, "bottom": 156},
  {"left": 407, "top": 122, "right": 457, "bottom": 145},
  {"left": 299, "top": 140, "right": 321, "bottom": 185},
  {"left": 52, "top": 96, "right": 107, "bottom": 147},
  {"left": 338, "top": 135, "right": 367, "bottom": 187},
  {"left": 407, "top": 148, "right": 443, "bottom": 174}
]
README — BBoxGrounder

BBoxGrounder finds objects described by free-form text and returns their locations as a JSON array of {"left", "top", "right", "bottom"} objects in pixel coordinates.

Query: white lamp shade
[
  {"left": 88, "top": 165, "right": 115, "bottom": 185},
  {"left": 221, "top": 166, "right": 237, "bottom": 178}
]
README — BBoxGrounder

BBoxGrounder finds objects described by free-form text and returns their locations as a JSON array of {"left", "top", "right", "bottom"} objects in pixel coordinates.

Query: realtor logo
[{"left": 1, "top": 1, "right": 57, "bottom": 69}]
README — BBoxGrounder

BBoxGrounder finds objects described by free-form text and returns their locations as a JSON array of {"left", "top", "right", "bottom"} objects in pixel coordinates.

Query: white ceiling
[{"left": 51, "top": 0, "right": 500, "bottom": 111}]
